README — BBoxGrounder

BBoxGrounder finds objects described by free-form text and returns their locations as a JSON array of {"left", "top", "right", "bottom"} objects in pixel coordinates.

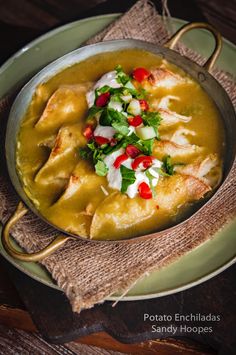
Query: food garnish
[
  {"left": 132, "top": 67, "right": 151, "bottom": 83},
  {"left": 81, "top": 65, "right": 185, "bottom": 199}
]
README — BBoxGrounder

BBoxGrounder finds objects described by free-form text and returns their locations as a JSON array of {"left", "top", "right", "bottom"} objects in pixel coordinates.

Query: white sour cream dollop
[
  {"left": 86, "top": 71, "right": 121, "bottom": 108},
  {"left": 104, "top": 149, "right": 124, "bottom": 191},
  {"left": 104, "top": 149, "right": 162, "bottom": 198}
]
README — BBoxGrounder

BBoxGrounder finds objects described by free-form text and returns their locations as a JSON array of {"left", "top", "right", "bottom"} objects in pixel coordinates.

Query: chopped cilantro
[
  {"left": 120, "top": 165, "right": 136, "bottom": 193},
  {"left": 103, "top": 139, "right": 124, "bottom": 155},
  {"left": 158, "top": 160, "right": 185, "bottom": 176},
  {"left": 115, "top": 65, "right": 131, "bottom": 86},
  {"left": 162, "top": 155, "right": 174, "bottom": 176},
  {"left": 112, "top": 121, "right": 129, "bottom": 136},
  {"left": 95, "top": 160, "right": 108, "bottom": 176},
  {"left": 135, "top": 88, "right": 147, "bottom": 100},
  {"left": 142, "top": 111, "right": 162, "bottom": 127},
  {"left": 127, "top": 87, "right": 147, "bottom": 100},
  {"left": 107, "top": 87, "right": 123, "bottom": 95},
  {"left": 99, "top": 108, "right": 112, "bottom": 126},
  {"left": 142, "top": 111, "right": 162, "bottom": 139},
  {"left": 87, "top": 141, "right": 104, "bottom": 163},
  {"left": 96, "top": 85, "right": 110, "bottom": 95},
  {"left": 113, "top": 132, "right": 124, "bottom": 141},
  {"left": 137, "top": 138, "right": 154, "bottom": 155},
  {"left": 125, "top": 132, "right": 140, "bottom": 144},
  {"left": 95, "top": 85, "right": 147, "bottom": 101},
  {"left": 115, "top": 134, "right": 154, "bottom": 156},
  {"left": 112, "top": 110, "right": 128, "bottom": 125},
  {"left": 79, "top": 148, "right": 91, "bottom": 160},
  {"left": 88, "top": 105, "right": 103, "bottom": 118},
  {"left": 100, "top": 108, "right": 129, "bottom": 135},
  {"left": 110, "top": 94, "right": 123, "bottom": 103},
  {"left": 100, "top": 108, "right": 126, "bottom": 126},
  {"left": 87, "top": 141, "right": 96, "bottom": 150}
]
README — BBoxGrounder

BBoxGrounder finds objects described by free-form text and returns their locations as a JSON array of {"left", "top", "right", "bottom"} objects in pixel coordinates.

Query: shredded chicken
[
  {"left": 175, "top": 154, "right": 221, "bottom": 188},
  {"left": 153, "top": 139, "right": 203, "bottom": 159},
  {"left": 149, "top": 95, "right": 191, "bottom": 126},
  {"left": 158, "top": 108, "right": 191, "bottom": 126},
  {"left": 148, "top": 68, "right": 185, "bottom": 88},
  {"left": 161, "top": 127, "right": 196, "bottom": 146},
  {"left": 157, "top": 95, "right": 180, "bottom": 110}
]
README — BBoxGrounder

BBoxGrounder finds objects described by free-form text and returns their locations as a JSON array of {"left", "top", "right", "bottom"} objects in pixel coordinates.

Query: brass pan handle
[
  {"left": 164, "top": 22, "right": 222, "bottom": 72},
  {"left": 1, "top": 202, "right": 70, "bottom": 262}
]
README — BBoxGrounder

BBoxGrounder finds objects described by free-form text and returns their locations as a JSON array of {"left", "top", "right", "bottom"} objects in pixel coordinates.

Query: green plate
[{"left": 0, "top": 14, "right": 236, "bottom": 301}]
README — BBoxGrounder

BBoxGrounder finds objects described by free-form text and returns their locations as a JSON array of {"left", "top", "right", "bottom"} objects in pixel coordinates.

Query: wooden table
[
  {"left": 0, "top": 1, "right": 235, "bottom": 354},
  {"left": 1, "top": 253, "right": 236, "bottom": 354},
  {"left": 2, "top": 255, "right": 233, "bottom": 355}
]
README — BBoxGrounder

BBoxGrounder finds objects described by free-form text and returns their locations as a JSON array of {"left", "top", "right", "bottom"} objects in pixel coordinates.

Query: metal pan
[{"left": 2, "top": 22, "right": 236, "bottom": 261}]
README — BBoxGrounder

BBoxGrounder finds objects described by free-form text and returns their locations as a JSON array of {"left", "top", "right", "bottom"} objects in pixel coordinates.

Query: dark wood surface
[
  {"left": 0, "top": 0, "right": 236, "bottom": 354},
  {"left": 3, "top": 256, "right": 236, "bottom": 354}
]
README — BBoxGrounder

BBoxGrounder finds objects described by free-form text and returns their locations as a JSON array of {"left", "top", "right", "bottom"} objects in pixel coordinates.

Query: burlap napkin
[{"left": 0, "top": 0, "right": 236, "bottom": 313}]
